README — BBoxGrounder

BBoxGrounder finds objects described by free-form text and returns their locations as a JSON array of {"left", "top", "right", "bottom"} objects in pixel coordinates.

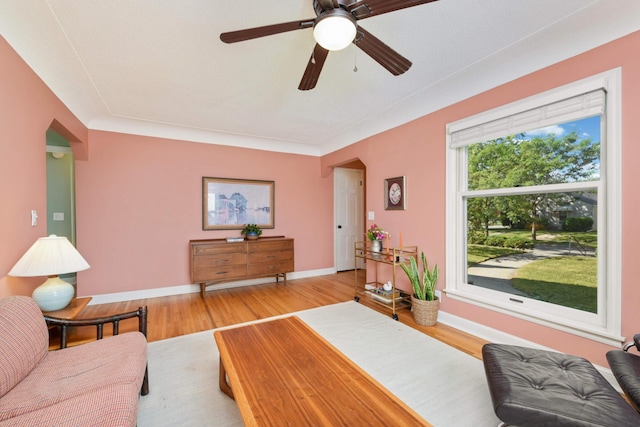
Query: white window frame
[{"left": 445, "top": 69, "right": 623, "bottom": 346}]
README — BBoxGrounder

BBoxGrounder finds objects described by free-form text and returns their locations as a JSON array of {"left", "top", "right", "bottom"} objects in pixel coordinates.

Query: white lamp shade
[
  {"left": 8, "top": 235, "right": 90, "bottom": 277},
  {"left": 8, "top": 235, "right": 90, "bottom": 311},
  {"left": 313, "top": 12, "right": 357, "bottom": 51}
]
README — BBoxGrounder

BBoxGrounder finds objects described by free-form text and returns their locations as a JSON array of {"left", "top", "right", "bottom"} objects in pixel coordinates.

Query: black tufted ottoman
[{"left": 482, "top": 343, "right": 640, "bottom": 426}]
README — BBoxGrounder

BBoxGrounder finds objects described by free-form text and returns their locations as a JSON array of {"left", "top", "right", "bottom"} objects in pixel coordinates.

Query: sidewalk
[{"left": 467, "top": 243, "right": 593, "bottom": 295}]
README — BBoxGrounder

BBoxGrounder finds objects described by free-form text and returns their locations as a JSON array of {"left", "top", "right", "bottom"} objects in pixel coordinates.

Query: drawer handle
[
  {"left": 266, "top": 255, "right": 276, "bottom": 259},
  {"left": 215, "top": 271, "right": 228, "bottom": 275}
]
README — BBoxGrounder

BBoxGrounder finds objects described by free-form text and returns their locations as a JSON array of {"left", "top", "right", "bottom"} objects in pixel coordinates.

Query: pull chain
[{"left": 353, "top": 44, "right": 358, "bottom": 72}]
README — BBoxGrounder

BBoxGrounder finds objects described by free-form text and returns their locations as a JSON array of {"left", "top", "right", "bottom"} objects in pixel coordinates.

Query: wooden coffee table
[{"left": 214, "top": 316, "right": 430, "bottom": 426}]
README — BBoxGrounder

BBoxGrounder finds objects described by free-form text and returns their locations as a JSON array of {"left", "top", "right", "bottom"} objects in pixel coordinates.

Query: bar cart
[{"left": 354, "top": 242, "right": 418, "bottom": 320}]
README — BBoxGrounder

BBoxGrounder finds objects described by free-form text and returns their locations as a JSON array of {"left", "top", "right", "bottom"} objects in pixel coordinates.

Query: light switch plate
[
  {"left": 31, "top": 210, "right": 38, "bottom": 226},
  {"left": 368, "top": 211, "right": 375, "bottom": 220}
]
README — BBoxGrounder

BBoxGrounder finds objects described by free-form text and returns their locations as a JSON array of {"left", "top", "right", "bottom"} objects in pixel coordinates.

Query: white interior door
[{"left": 335, "top": 168, "right": 364, "bottom": 271}]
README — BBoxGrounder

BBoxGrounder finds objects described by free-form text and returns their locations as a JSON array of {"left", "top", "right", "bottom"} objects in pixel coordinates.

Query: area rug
[{"left": 137, "top": 301, "right": 500, "bottom": 426}]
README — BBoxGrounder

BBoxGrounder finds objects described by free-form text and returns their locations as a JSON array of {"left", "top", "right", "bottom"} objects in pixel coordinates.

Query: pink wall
[
  {"left": 323, "top": 30, "right": 640, "bottom": 365},
  {"left": 0, "top": 37, "right": 88, "bottom": 298},
  {"left": 74, "top": 131, "right": 333, "bottom": 295},
  {"left": 322, "top": 118, "right": 445, "bottom": 289},
  {"left": 1, "top": 35, "right": 333, "bottom": 299}
]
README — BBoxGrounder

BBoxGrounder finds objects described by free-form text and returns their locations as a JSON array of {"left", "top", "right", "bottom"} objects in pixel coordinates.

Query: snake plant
[{"left": 400, "top": 252, "right": 438, "bottom": 301}]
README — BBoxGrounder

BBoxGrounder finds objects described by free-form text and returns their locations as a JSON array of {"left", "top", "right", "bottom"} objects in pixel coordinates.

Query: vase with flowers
[{"left": 366, "top": 224, "right": 388, "bottom": 257}]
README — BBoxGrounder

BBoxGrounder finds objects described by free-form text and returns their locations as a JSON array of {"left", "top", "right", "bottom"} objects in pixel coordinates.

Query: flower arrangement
[{"left": 366, "top": 224, "right": 388, "bottom": 241}]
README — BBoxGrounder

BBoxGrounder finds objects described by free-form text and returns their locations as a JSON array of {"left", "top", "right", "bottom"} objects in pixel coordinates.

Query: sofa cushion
[
  {"left": 483, "top": 343, "right": 640, "bottom": 426},
  {"left": 0, "top": 332, "right": 147, "bottom": 423},
  {"left": 0, "top": 383, "right": 141, "bottom": 427},
  {"left": 0, "top": 296, "right": 48, "bottom": 398}
]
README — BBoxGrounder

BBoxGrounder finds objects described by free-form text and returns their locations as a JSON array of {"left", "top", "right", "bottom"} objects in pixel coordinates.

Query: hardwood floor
[{"left": 74, "top": 272, "right": 488, "bottom": 359}]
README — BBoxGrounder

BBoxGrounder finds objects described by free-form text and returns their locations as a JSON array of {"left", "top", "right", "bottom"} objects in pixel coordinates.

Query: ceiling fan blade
[
  {"left": 354, "top": 27, "right": 411, "bottom": 75},
  {"left": 298, "top": 44, "right": 329, "bottom": 91},
  {"left": 346, "top": 0, "right": 439, "bottom": 20},
  {"left": 220, "top": 19, "right": 315, "bottom": 44}
]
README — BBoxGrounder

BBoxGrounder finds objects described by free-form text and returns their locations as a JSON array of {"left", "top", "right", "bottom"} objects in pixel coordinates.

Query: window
[{"left": 446, "top": 70, "right": 622, "bottom": 346}]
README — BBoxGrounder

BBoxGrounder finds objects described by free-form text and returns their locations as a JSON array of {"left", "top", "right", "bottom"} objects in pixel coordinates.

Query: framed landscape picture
[
  {"left": 202, "top": 177, "right": 275, "bottom": 230},
  {"left": 384, "top": 176, "right": 406, "bottom": 210}
]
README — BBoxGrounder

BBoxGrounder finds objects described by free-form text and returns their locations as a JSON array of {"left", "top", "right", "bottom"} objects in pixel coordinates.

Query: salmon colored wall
[
  {"left": 74, "top": 131, "right": 333, "bottom": 295},
  {"left": 0, "top": 37, "right": 88, "bottom": 298},
  {"left": 322, "top": 30, "right": 640, "bottom": 365},
  {"left": 322, "top": 118, "right": 445, "bottom": 288},
  {"left": 1, "top": 35, "right": 333, "bottom": 299}
]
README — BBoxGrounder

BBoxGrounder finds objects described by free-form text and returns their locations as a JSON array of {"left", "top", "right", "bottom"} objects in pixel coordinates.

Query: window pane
[
  {"left": 466, "top": 191, "right": 598, "bottom": 313},
  {"left": 467, "top": 116, "right": 601, "bottom": 191}
]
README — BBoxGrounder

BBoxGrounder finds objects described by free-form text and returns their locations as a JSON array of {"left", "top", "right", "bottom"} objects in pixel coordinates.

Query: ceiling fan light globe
[{"left": 313, "top": 13, "right": 356, "bottom": 51}]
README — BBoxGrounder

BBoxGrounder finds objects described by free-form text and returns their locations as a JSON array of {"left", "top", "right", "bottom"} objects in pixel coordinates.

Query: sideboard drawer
[
  {"left": 248, "top": 249, "right": 293, "bottom": 264},
  {"left": 193, "top": 264, "right": 247, "bottom": 282},
  {"left": 193, "top": 242, "right": 245, "bottom": 256},
  {"left": 194, "top": 252, "right": 247, "bottom": 268},
  {"left": 248, "top": 239, "right": 293, "bottom": 253},
  {"left": 248, "top": 260, "right": 294, "bottom": 276}
]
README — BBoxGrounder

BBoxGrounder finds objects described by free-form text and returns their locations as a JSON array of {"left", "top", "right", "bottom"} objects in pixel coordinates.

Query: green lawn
[
  {"left": 512, "top": 256, "right": 597, "bottom": 312},
  {"left": 467, "top": 229, "right": 598, "bottom": 313},
  {"left": 469, "top": 229, "right": 598, "bottom": 312}
]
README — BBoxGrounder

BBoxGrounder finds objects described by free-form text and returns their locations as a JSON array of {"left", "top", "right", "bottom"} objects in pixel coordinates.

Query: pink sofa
[{"left": 0, "top": 296, "right": 148, "bottom": 426}]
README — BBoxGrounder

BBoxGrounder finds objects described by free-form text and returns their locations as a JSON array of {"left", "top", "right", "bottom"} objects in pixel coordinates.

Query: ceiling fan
[{"left": 220, "top": 0, "right": 440, "bottom": 91}]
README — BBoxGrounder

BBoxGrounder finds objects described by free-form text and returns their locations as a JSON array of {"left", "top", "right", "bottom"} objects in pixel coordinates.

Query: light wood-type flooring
[{"left": 74, "top": 271, "right": 488, "bottom": 359}]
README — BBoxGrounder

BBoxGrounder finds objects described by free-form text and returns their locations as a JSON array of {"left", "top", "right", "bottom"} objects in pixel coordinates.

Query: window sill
[{"left": 444, "top": 288, "right": 624, "bottom": 347}]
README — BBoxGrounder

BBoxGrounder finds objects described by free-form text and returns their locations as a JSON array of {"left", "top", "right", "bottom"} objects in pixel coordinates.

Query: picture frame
[
  {"left": 384, "top": 176, "right": 406, "bottom": 210},
  {"left": 202, "top": 177, "right": 275, "bottom": 230}
]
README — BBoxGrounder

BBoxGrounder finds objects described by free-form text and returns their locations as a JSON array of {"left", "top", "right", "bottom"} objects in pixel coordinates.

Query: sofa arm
[{"left": 45, "top": 306, "right": 149, "bottom": 395}]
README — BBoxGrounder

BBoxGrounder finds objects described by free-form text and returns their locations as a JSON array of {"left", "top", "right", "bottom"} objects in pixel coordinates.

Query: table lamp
[{"left": 8, "top": 235, "right": 90, "bottom": 311}]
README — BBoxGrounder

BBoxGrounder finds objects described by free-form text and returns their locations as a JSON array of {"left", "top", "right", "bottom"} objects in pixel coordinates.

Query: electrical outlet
[
  {"left": 368, "top": 211, "right": 375, "bottom": 220},
  {"left": 53, "top": 212, "right": 64, "bottom": 221}
]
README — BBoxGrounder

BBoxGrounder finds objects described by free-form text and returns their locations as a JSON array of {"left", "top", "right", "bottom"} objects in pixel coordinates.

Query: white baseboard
[
  {"left": 83, "top": 268, "right": 336, "bottom": 306},
  {"left": 437, "top": 310, "right": 620, "bottom": 391}
]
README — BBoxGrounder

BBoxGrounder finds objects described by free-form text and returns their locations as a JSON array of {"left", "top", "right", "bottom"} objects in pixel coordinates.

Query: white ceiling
[{"left": 1, "top": 0, "right": 639, "bottom": 156}]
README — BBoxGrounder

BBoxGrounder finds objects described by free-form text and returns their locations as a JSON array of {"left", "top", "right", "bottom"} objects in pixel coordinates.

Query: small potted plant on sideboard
[{"left": 241, "top": 224, "right": 262, "bottom": 240}]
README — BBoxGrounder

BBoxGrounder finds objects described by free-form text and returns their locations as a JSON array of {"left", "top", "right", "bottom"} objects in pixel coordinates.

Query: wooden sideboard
[{"left": 190, "top": 236, "right": 294, "bottom": 298}]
